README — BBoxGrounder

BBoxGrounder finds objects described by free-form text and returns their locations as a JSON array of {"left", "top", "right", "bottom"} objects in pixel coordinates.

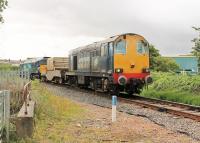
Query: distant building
[
  {"left": 170, "top": 55, "right": 198, "bottom": 73},
  {"left": 0, "top": 59, "right": 22, "bottom": 66}
]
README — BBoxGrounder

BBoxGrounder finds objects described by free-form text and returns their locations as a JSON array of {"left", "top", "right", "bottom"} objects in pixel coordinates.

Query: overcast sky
[{"left": 0, "top": 0, "right": 200, "bottom": 60}]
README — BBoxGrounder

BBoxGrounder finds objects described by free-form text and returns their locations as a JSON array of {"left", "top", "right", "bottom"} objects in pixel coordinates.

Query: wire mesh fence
[
  {"left": 0, "top": 70, "right": 30, "bottom": 142},
  {"left": 0, "top": 71, "right": 30, "bottom": 90},
  {"left": 0, "top": 90, "right": 10, "bottom": 142}
]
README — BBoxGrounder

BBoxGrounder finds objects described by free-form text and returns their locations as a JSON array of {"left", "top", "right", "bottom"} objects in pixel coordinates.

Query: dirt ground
[{"left": 62, "top": 101, "right": 198, "bottom": 143}]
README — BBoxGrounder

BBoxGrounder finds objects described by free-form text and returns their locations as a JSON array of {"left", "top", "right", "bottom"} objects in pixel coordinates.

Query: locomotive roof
[
  {"left": 22, "top": 57, "right": 44, "bottom": 64},
  {"left": 70, "top": 33, "right": 139, "bottom": 53}
]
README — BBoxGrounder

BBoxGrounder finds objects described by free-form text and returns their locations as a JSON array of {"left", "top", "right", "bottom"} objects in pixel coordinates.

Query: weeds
[
  {"left": 141, "top": 72, "right": 200, "bottom": 106},
  {"left": 30, "top": 81, "right": 85, "bottom": 142},
  {"left": 142, "top": 89, "right": 200, "bottom": 106},
  {"left": 0, "top": 63, "right": 18, "bottom": 71}
]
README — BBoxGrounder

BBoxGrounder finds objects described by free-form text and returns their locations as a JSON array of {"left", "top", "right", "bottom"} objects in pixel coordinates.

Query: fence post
[
  {"left": 24, "top": 84, "right": 28, "bottom": 115},
  {"left": 0, "top": 91, "right": 3, "bottom": 141},
  {"left": 112, "top": 96, "right": 117, "bottom": 122},
  {"left": 0, "top": 90, "right": 10, "bottom": 142},
  {"left": 4, "top": 90, "right": 10, "bottom": 142}
]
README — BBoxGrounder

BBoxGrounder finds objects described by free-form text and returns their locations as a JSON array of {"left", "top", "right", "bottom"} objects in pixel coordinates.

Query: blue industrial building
[{"left": 170, "top": 56, "right": 198, "bottom": 73}]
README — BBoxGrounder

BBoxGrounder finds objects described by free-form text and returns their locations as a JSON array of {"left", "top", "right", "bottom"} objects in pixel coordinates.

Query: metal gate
[{"left": 0, "top": 90, "right": 10, "bottom": 142}]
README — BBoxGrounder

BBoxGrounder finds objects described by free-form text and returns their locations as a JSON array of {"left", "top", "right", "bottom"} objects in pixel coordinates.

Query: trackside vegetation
[
  {"left": 0, "top": 0, "right": 8, "bottom": 22},
  {"left": 141, "top": 72, "right": 200, "bottom": 106},
  {"left": 149, "top": 45, "right": 180, "bottom": 72},
  {"left": 0, "top": 63, "right": 19, "bottom": 71},
  {"left": 10, "top": 81, "right": 85, "bottom": 143}
]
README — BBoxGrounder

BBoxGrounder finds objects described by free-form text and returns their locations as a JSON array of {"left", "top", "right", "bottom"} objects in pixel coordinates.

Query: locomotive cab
[{"left": 112, "top": 34, "right": 151, "bottom": 94}]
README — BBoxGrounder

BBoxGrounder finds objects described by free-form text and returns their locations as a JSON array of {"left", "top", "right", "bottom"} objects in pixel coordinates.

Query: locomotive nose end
[{"left": 145, "top": 75, "right": 153, "bottom": 84}]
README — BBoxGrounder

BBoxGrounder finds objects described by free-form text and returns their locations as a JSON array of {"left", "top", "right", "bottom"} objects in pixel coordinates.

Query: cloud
[{"left": 0, "top": 0, "right": 200, "bottom": 59}]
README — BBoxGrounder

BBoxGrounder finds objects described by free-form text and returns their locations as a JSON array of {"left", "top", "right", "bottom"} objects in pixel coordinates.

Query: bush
[
  {"left": 141, "top": 72, "right": 200, "bottom": 106},
  {"left": 142, "top": 89, "right": 200, "bottom": 106},
  {"left": 149, "top": 45, "right": 180, "bottom": 72},
  {"left": 150, "top": 72, "right": 200, "bottom": 93},
  {"left": 153, "top": 57, "right": 180, "bottom": 72}
]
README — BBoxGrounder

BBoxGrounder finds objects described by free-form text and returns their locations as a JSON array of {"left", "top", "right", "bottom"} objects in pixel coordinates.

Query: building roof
[
  {"left": 165, "top": 55, "right": 197, "bottom": 58},
  {"left": 22, "top": 57, "right": 44, "bottom": 64}
]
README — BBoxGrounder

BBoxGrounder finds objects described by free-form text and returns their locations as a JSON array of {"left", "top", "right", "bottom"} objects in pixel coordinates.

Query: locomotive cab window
[
  {"left": 114, "top": 40, "right": 126, "bottom": 54},
  {"left": 137, "top": 41, "right": 149, "bottom": 55}
]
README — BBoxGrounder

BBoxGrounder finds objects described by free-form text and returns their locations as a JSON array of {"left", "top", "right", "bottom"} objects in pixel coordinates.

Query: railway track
[
  {"left": 118, "top": 95, "right": 200, "bottom": 122},
  {"left": 45, "top": 82, "right": 200, "bottom": 122}
]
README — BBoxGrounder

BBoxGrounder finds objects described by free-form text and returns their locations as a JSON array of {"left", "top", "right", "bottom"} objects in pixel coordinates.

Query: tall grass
[
  {"left": 30, "top": 81, "right": 84, "bottom": 142},
  {"left": 142, "top": 89, "right": 200, "bottom": 106},
  {"left": 151, "top": 72, "right": 200, "bottom": 93},
  {"left": 141, "top": 72, "right": 200, "bottom": 106},
  {"left": 0, "top": 63, "right": 19, "bottom": 71},
  {"left": 0, "top": 69, "right": 29, "bottom": 114}
]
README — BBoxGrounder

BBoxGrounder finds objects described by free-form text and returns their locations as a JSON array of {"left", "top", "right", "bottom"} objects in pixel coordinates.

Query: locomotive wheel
[
  {"left": 102, "top": 79, "right": 109, "bottom": 92},
  {"left": 59, "top": 78, "right": 62, "bottom": 84},
  {"left": 127, "top": 91, "right": 134, "bottom": 96},
  {"left": 93, "top": 80, "right": 97, "bottom": 91},
  {"left": 109, "top": 84, "right": 119, "bottom": 96},
  {"left": 30, "top": 74, "right": 35, "bottom": 80},
  {"left": 41, "top": 76, "right": 46, "bottom": 82},
  {"left": 74, "top": 78, "right": 78, "bottom": 87}
]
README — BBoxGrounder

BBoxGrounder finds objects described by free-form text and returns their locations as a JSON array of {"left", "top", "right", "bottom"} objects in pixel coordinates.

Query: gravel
[{"left": 43, "top": 83, "right": 200, "bottom": 141}]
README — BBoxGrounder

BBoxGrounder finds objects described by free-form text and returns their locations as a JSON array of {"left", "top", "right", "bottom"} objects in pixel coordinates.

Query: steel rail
[
  {"left": 132, "top": 95, "right": 200, "bottom": 111},
  {"left": 118, "top": 97, "right": 200, "bottom": 122}
]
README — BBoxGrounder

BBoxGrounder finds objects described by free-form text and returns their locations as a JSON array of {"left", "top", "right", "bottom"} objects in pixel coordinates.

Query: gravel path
[{"left": 43, "top": 83, "right": 200, "bottom": 141}]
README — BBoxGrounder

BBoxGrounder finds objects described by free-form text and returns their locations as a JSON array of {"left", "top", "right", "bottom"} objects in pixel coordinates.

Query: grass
[
  {"left": 0, "top": 70, "right": 28, "bottom": 114},
  {"left": 10, "top": 80, "right": 85, "bottom": 143},
  {"left": 141, "top": 72, "right": 200, "bottom": 106},
  {"left": 32, "top": 81, "right": 85, "bottom": 142},
  {"left": 9, "top": 80, "right": 177, "bottom": 143},
  {"left": 142, "top": 89, "right": 200, "bottom": 106},
  {"left": 0, "top": 63, "right": 19, "bottom": 71}
]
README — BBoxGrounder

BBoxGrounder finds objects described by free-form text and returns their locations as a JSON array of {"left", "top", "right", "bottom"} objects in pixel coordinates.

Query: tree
[
  {"left": 149, "top": 45, "right": 180, "bottom": 72},
  {"left": 149, "top": 45, "right": 160, "bottom": 70},
  {"left": 0, "top": 0, "right": 8, "bottom": 23},
  {"left": 191, "top": 26, "right": 200, "bottom": 70},
  {"left": 153, "top": 57, "right": 180, "bottom": 72}
]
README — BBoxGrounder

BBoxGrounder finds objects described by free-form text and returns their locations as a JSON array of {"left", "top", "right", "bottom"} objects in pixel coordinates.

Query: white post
[{"left": 112, "top": 96, "right": 117, "bottom": 122}]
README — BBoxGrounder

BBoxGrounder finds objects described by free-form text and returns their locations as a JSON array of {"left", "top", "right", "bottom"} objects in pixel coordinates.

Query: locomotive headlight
[
  {"left": 142, "top": 68, "right": 150, "bottom": 73},
  {"left": 115, "top": 68, "right": 123, "bottom": 73}
]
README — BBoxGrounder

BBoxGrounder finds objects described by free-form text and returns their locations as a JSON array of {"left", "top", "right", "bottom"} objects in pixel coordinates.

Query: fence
[
  {"left": 16, "top": 81, "right": 34, "bottom": 138},
  {"left": 0, "top": 70, "right": 30, "bottom": 142},
  {"left": 0, "top": 71, "right": 30, "bottom": 90},
  {"left": 0, "top": 90, "right": 10, "bottom": 142},
  {"left": 22, "top": 81, "right": 32, "bottom": 115}
]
